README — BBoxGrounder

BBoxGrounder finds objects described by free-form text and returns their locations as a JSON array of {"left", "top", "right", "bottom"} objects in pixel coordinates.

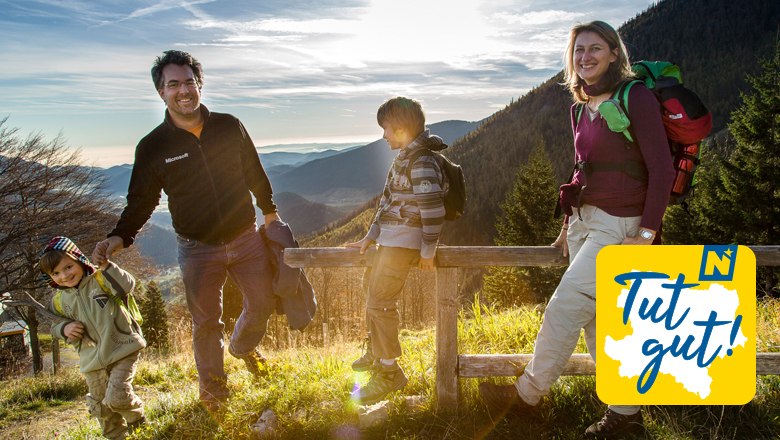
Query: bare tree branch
[{"left": 1, "top": 292, "right": 95, "bottom": 346}]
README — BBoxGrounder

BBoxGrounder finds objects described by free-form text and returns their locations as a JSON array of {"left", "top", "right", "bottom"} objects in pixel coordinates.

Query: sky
[{"left": 1, "top": 0, "right": 655, "bottom": 167}]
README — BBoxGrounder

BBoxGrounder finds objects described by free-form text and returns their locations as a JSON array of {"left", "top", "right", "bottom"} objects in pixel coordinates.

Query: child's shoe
[
  {"left": 352, "top": 361, "right": 408, "bottom": 405},
  {"left": 351, "top": 336, "right": 377, "bottom": 372}
]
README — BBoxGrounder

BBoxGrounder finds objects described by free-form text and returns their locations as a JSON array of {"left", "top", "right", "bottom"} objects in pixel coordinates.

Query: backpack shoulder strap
[
  {"left": 404, "top": 148, "right": 436, "bottom": 175},
  {"left": 616, "top": 79, "right": 641, "bottom": 114},
  {"left": 615, "top": 79, "right": 642, "bottom": 143},
  {"left": 572, "top": 103, "right": 584, "bottom": 131},
  {"left": 95, "top": 269, "right": 143, "bottom": 325},
  {"left": 52, "top": 291, "right": 66, "bottom": 316},
  {"left": 93, "top": 270, "right": 112, "bottom": 295},
  {"left": 94, "top": 269, "right": 124, "bottom": 307},
  {"left": 408, "top": 147, "right": 434, "bottom": 161}
]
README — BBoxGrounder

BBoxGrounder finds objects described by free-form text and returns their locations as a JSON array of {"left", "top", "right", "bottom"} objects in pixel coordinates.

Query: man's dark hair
[{"left": 151, "top": 50, "right": 204, "bottom": 90}]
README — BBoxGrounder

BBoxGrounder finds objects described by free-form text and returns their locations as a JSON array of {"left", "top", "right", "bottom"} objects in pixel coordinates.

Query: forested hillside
[{"left": 309, "top": 0, "right": 780, "bottom": 248}]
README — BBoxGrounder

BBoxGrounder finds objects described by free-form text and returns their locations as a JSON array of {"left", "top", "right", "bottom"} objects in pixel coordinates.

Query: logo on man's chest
[{"left": 165, "top": 152, "right": 190, "bottom": 164}]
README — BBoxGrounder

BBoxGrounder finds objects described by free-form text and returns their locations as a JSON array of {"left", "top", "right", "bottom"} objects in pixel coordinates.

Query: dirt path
[{"left": 1, "top": 348, "right": 91, "bottom": 439}]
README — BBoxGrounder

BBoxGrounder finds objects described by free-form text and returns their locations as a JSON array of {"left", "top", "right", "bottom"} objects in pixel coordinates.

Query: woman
[{"left": 479, "top": 20, "right": 674, "bottom": 438}]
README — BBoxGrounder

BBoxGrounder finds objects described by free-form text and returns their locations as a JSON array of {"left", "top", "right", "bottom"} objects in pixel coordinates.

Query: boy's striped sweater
[{"left": 366, "top": 130, "right": 447, "bottom": 259}]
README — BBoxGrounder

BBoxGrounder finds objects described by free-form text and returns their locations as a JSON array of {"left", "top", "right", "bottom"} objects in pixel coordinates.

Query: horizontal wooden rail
[
  {"left": 284, "top": 245, "right": 780, "bottom": 268},
  {"left": 458, "top": 353, "right": 780, "bottom": 377},
  {"left": 460, "top": 354, "right": 595, "bottom": 377},
  {"left": 282, "top": 245, "right": 780, "bottom": 411}
]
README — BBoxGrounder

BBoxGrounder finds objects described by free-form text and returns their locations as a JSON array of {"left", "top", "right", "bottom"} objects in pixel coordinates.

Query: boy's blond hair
[{"left": 376, "top": 96, "right": 425, "bottom": 135}]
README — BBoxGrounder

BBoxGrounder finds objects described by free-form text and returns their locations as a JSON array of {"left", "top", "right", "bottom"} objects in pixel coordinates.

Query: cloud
[
  {"left": 491, "top": 9, "right": 584, "bottom": 25},
  {"left": 0, "top": 0, "right": 656, "bottom": 163}
]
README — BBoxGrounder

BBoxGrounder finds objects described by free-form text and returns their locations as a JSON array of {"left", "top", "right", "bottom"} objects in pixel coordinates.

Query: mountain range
[
  {"left": 267, "top": 120, "right": 479, "bottom": 207},
  {"left": 100, "top": 120, "right": 480, "bottom": 266},
  {"left": 102, "top": 0, "right": 780, "bottom": 268},
  {"left": 308, "top": 0, "right": 780, "bottom": 248}
]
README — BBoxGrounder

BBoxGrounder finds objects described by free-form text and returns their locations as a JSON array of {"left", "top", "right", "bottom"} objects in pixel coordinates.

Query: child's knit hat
[{"left": 40, "top": 236, "right": 97, "bottom": 288}]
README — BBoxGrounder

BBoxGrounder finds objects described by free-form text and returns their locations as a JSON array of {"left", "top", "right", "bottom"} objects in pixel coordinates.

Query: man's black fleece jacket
[{"left": 110, "top": 105, "right": 277, "bottom": 246}]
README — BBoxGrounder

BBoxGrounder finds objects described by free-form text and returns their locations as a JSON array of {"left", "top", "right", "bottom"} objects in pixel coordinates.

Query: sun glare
[{"left": 331, "top": 0, "right": 500, "bottom": 66}]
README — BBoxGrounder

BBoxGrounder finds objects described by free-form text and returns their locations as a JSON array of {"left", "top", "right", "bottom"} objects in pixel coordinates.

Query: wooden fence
[{"left": 285, "top": 245, "right": 780, "bottom": 411}]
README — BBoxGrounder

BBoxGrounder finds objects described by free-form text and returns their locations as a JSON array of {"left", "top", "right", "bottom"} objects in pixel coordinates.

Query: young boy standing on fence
[
  {"left": 346, "top": 96, "right": 448, "bottom": 404},
  {"left": 40, "top": 236, "right": 146, "bottom": 439}
]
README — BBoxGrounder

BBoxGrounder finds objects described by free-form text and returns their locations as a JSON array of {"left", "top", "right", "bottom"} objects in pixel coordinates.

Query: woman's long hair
[{"left": 563, "top": 20, "right": 634, "bottom": 103}]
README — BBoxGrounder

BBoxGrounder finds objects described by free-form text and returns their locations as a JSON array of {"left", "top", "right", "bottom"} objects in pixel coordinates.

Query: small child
[
  {"left": 40, "top": 236, "right": 146, "bottom": 439},
  {"left": 346, "top": 96, "right": 448, "bottom": 404}
]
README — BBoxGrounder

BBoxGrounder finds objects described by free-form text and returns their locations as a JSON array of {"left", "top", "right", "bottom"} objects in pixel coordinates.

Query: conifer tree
[
  {"left": 139, "top": 281, "right": 170, "bottom": 350},
  {"left": 717, "top": 49, "right": 779, "bottom": 296},
  {"left": 664, "top": 47, "right": 779, "bottom": 295},
  {"left": 718, "top": 50, "right": 779, "bottom": 246},
  {"left": 482, "top": 144, "right": 564, "bottom": 306}
]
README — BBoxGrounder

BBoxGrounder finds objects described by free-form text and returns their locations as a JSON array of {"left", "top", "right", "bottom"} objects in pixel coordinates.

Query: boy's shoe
[
  {"left": 127, "top": 416, "right": 146, "bottom": 433},
  {"left": 352, "top": 362, "right": 408, "bottom": 405},
  {"left": 584, "top": 409, "right": 644, "bottom": 439},
  {"left": 478, "top": 382, "right": 534, "bottom": 419},
  {"left": 351, "top": 336, "right": 377, "bottom": 372},
  {"left": 229, "top": 346, "right": 267, "bottom": 379}
]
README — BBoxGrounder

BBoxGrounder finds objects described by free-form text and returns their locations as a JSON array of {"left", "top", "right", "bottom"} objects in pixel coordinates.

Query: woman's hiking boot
[
  {"left": 351, "top": 336, "right": 377, "bottom": 372},
  {"left": 584, "top": 408, "right": 645, "bottom": 439},
  {"left": 352, "top": 361, "right": 408, "bottom": 405},
  {"left": 478, "top": 382, "right": 535, "bottom": 420}
]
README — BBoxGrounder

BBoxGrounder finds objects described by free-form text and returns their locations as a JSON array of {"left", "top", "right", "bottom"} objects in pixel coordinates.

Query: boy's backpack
[
  {"left": 95, "top": 270, "right": 143, "bottom": 326},
  {"left": 406, "top": 149, "right": 466, "bottom": 220},
  {"left": 576, "top": 60, "right": 713, "bottom": 205}
]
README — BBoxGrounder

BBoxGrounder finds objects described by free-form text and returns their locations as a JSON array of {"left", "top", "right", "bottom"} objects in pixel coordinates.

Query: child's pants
[
  {"left": 364, "top": 246, "right": 419, "bottom": 359},
  {"left": 83, "top": 350, "right": 144, "bottom": 439}
]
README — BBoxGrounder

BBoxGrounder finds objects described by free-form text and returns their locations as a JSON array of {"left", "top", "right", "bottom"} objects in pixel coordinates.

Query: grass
[
  {"left": 2, "top": 298, "right": 779, "bottom": 439},
  {"left": 0, "top": 367, "right": 86, "bottom": 431}
]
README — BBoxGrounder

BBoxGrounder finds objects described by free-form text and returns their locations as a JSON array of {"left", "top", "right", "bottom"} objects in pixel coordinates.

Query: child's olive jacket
[{"left": 49, "top": 262, "right": 146, "bottom": 373}]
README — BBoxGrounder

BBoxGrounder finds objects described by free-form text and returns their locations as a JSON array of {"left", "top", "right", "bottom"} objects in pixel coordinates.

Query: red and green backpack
[{"left": 576, "top": 60, "right": 713, "bottom": 205}]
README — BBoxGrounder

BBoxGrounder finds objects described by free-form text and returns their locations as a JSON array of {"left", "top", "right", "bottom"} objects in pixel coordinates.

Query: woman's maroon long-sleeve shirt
[{"left": 570, "top": 83, "right": 675, "bottom": 231}]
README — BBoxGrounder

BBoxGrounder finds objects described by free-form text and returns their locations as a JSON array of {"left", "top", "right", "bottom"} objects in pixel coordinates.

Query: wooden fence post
[
  {"left": 52, "top": 338, "right": 60, "bottom": 374},
  {"left": 436, "top": 266, "right": 459, "bottom": 411}
]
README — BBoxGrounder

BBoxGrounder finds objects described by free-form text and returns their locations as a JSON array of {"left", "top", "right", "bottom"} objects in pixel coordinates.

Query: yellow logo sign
[{"left": 596, "top": 245, "right": 755, "bottom": 405}]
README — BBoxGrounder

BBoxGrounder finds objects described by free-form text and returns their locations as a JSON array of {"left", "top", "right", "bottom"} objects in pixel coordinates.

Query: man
[{"left": 92, "top": 50, "right": 279, "bottom": 412}]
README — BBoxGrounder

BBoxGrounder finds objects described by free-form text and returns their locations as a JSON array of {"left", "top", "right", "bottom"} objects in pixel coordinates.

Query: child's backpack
[
  {"left": 95, "top": 270, "right": 144, "bottom": 326},
  {"left": 576, "top": 61, "right": 713, "bottom": 205},
  {"left": 406, "top": 149, "right": 466, "bottom": 220}
]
